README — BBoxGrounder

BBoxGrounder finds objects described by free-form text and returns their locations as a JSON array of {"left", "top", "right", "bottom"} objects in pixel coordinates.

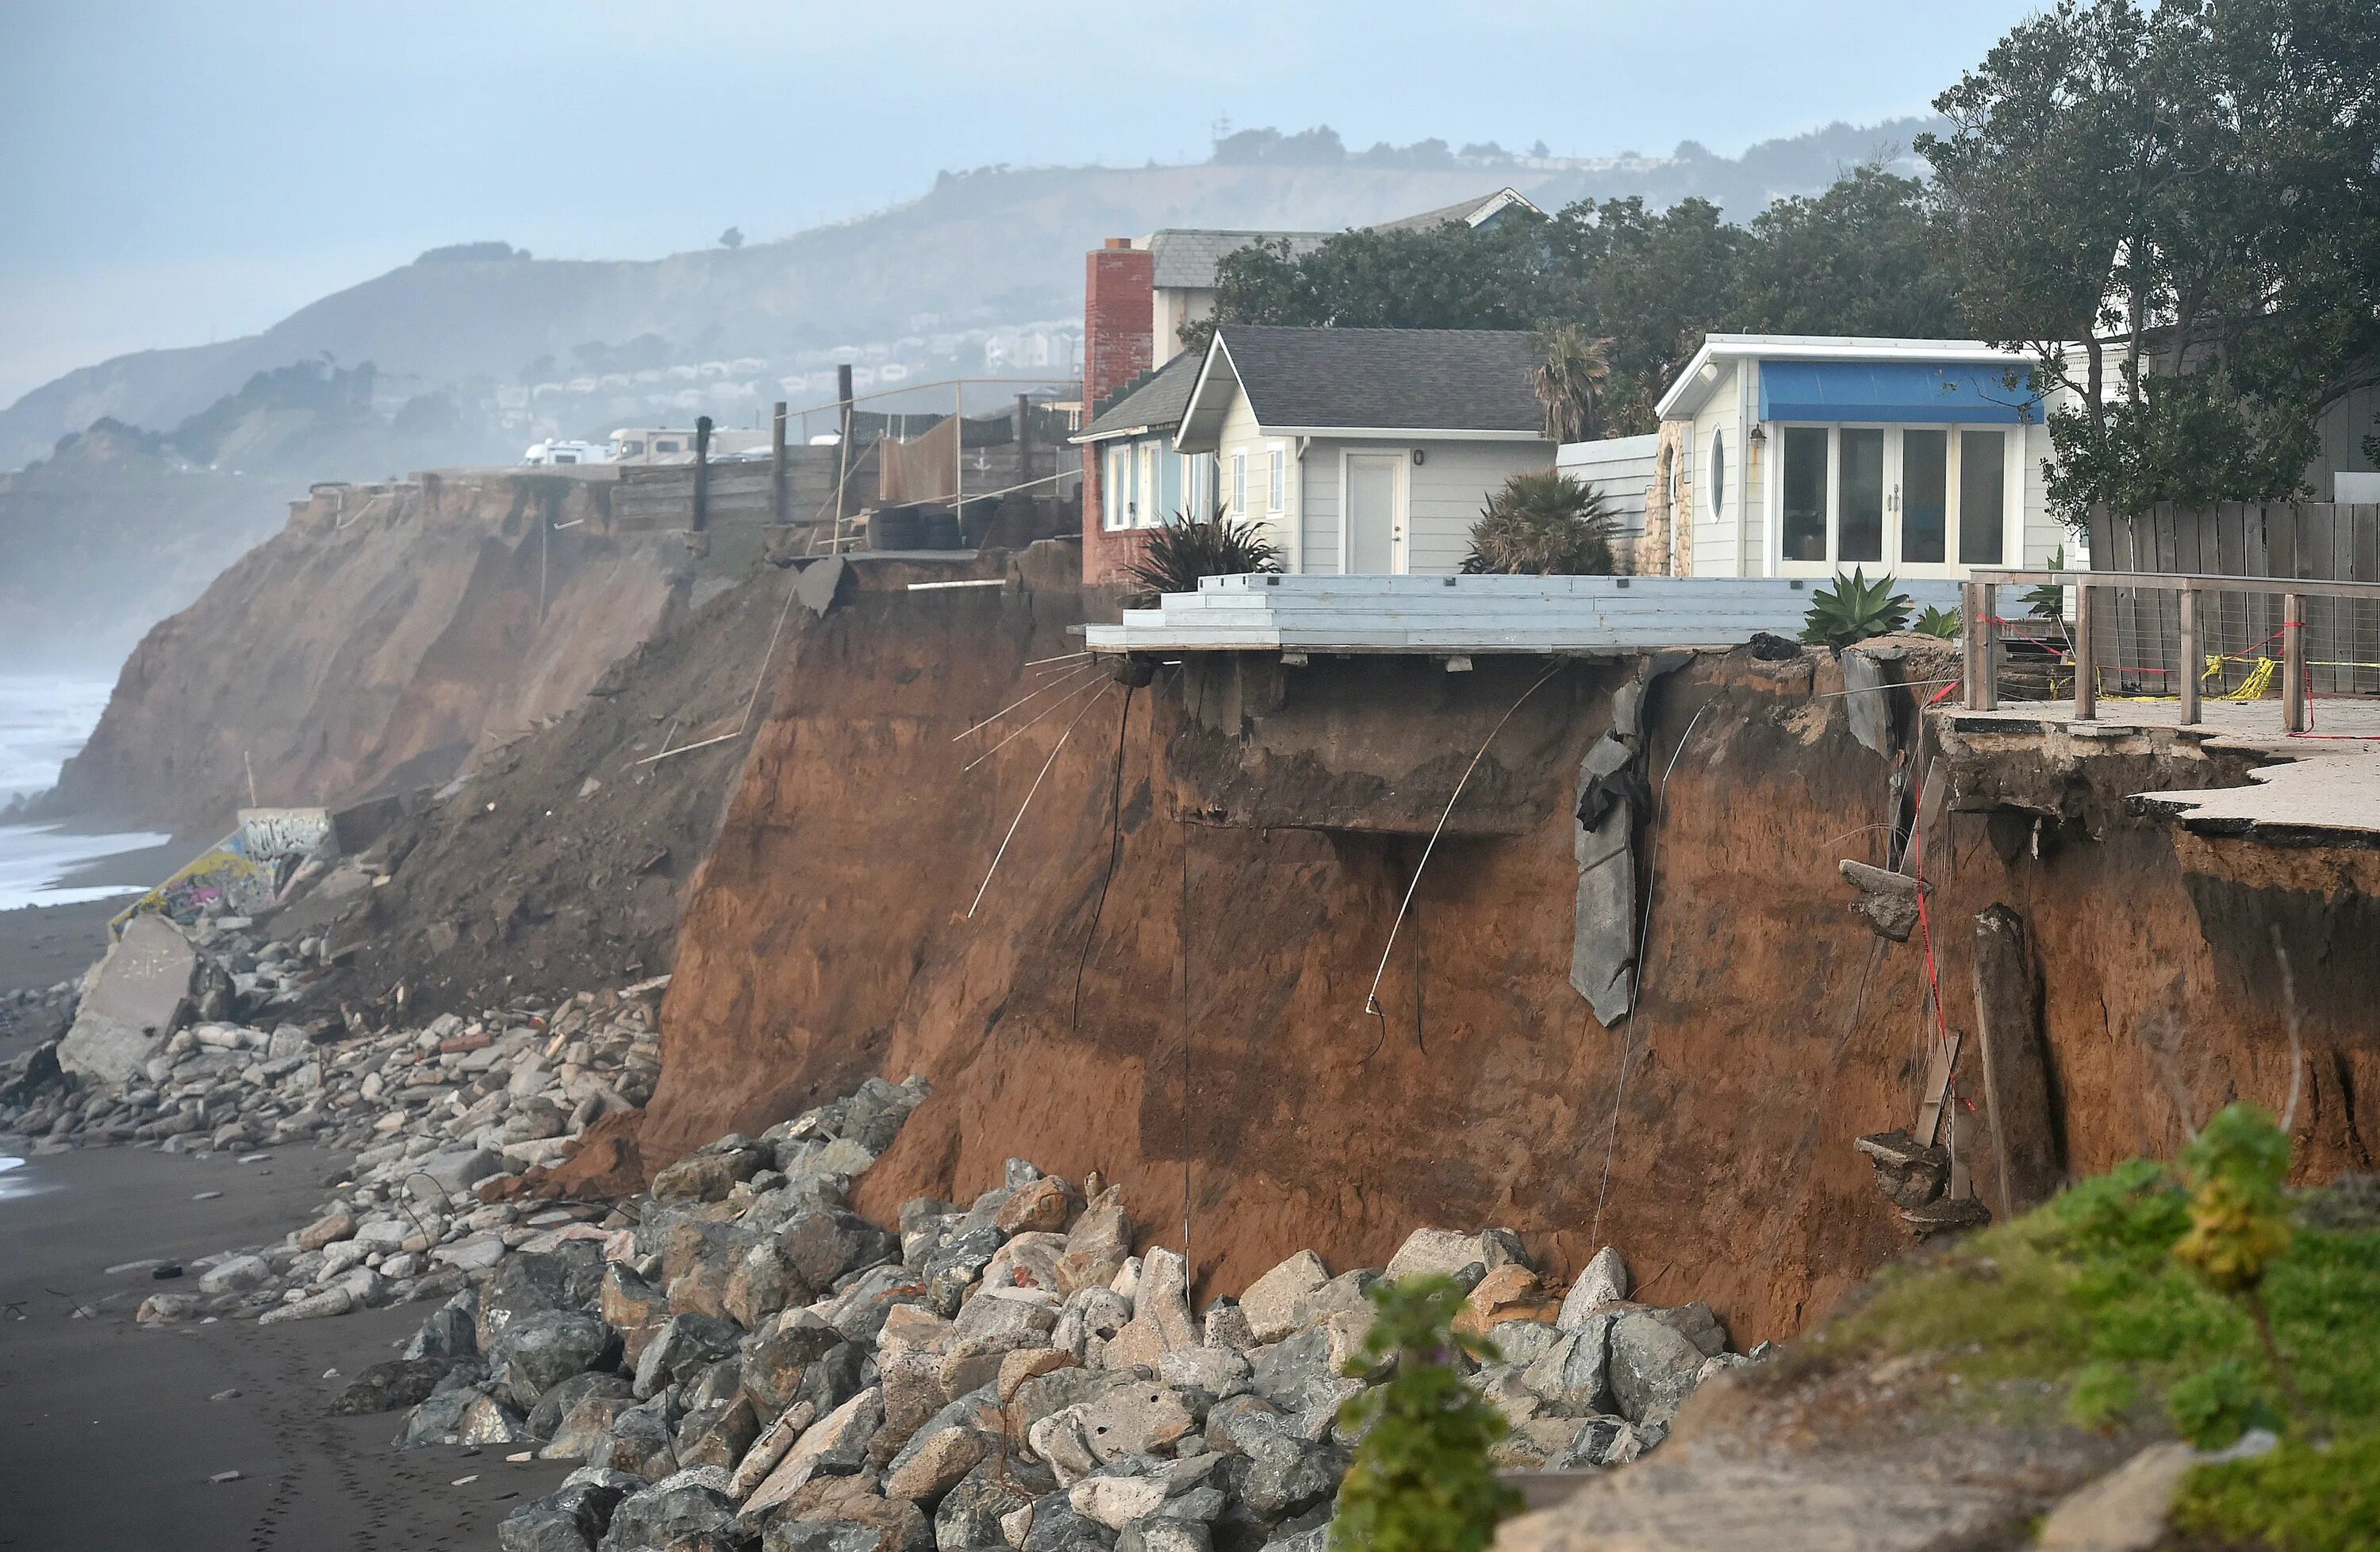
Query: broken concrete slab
[
  {"left": 59, "top": 915, "right": 225, "bottom": 1084},
  {"left": 1839, "top": 859, "right": 1929, "bottom": 943}
]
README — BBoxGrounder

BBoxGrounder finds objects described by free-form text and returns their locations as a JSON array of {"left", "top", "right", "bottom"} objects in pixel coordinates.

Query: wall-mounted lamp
[
  {"left": 1749, "top": 423, "right": 1767, "bottom": 446},
  {"left": 1411, "top": 448, "right": 1426, "bottom": 466}
]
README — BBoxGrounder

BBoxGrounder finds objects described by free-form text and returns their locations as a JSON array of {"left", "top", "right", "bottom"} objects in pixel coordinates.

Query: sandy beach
[{"left": 0, "top": 1141, "right": 574, "bottom": 1550}]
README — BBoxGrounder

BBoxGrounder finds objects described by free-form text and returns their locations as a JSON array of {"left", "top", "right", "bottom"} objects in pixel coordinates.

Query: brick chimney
[{"left": 1081, "top": 240, "right": 1155, "bottom": 586}]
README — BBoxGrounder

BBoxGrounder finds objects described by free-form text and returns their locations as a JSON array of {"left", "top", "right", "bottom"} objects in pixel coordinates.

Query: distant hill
[{"left": 0, "top": 118, "right": 1940, "bottom": 473}]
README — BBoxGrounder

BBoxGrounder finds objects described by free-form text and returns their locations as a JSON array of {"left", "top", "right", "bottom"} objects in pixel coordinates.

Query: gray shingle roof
[
  {"left": 1146, "top": 229, "right": 1332, "bottom": 290},
  {"left": 1215, "top": 326, "right": 1546, "bottom": 432},
  {"left": 1080, "top": 349, "right": 1203, "bottom": 440},
  {"left": 1368, "top": 187, "right": 1542, "bottom": 235}
]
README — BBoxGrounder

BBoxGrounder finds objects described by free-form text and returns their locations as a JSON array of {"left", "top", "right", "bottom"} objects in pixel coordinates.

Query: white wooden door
[{"left": 1345, "top": 453, "right": 1402, "bottom": 574}]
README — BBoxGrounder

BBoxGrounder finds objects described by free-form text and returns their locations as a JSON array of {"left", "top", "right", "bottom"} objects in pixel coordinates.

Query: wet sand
[
  {"left": 0, "top": 1142, "right": 571, "bottom": 1550},
  {"left": 0, "top": 893, "right": 132, "bottom": 994}
]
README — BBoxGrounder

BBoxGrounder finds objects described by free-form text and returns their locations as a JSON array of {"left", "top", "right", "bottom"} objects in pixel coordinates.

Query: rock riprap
[{"left": 403, "top": 1098, "right": 1760, "bottom": 1552}]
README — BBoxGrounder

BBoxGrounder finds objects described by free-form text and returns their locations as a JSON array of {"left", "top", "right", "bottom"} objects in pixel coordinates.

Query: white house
[
  {"left": 1173, "top": 325, "right": 1556, "bottom": 575},
  {"left": 1643, "top": 334, "right": 2063, "bottom": 580}
]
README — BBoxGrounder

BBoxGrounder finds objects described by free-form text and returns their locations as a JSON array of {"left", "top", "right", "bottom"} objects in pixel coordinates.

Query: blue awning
[{"left": 1758, "top": 360, "right": 2040, "bottom": 424}]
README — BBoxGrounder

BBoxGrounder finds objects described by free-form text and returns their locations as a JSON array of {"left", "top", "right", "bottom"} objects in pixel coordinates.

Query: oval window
[{"left": 1709, "top": 430, "right": 1726, "bottom": 518}]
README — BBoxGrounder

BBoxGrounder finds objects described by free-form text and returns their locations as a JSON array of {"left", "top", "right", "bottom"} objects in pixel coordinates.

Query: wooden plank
[
  {"left": 2355, "top": 505, "right": 2379, "bottom": 693},
  {"left": 1971, "top": 904, "right": 2063, "bottom": 1216},
  {"left": 1915, "top": 1029, "right": 1964, "bottom": 1150}
]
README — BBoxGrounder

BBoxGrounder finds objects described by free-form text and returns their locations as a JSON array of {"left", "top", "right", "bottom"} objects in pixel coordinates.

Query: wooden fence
[
  {"left": 2086, "top": 501, "right": 2380, "bottom": 695},
  {"left": 611, "top": 421, "right": 1065, "bottom": 533}
]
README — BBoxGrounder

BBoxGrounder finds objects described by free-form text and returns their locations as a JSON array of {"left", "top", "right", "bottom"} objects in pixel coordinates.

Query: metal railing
[{"left": 1962, "top": 569, "right": 2380, "bottom": 734}]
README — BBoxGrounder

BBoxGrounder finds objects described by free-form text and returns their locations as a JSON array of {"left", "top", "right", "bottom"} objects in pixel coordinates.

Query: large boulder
[
  {"left": 1606, "top": 1311, "right": 1706, "bottom": 1426},
  {"left": 597, "top": 1476, "right": 739, "bottom": 1551},
  {"left": 1241, "top": 1253, "right": 1330, "bottom": 1345},
  {"left": 499, "top": 1311, "right": 622, "bottom": 1410},
  {"left": 334, "top": 1358, "right": 452, "bottom": 1416},
  {"left": 59, "top": 916, "right": 225, "bottom": 1084},
  {"left": 478, "top": 1243, "right": 607, "bottom": 1353}
]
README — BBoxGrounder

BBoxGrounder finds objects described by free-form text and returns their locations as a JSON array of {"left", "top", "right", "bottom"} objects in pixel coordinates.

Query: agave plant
[
  {"left": 1123, "top": 505, "right": 1281, "bottom": 601},
  {"left": 1461, "top": 470, "right": 1614, "bottom": 576},
  {"left": 2024, "top": 544, "right": 2070, "bottom": 624},
  {"left": 1914, "top": 603, "right": 1961, "bottom": 640},
  {"left": 1802, "top": 567, "right": 1914, "bottom": 648}
]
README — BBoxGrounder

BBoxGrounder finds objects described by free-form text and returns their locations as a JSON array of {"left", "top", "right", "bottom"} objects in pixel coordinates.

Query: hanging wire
[
  {"left": 1363, "top": 663, "right": 1566, "bottom": 1016},
  {"left": 962, "top": 674, "right": 1108, "bottom": 772},
  {"left": 965, "top": 685, "right": 1113, "bottom": 919}
]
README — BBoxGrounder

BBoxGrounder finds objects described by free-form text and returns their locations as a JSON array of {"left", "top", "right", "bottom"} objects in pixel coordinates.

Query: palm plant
[
  {"left": 1123, "top": 504, "right": 1281, "bottom": 601},
  {"left": 1530, "top": 325, "right": 1614, "bottom": 444},
  {"left": 1461, "top": 470, "right": 1614, "bottom": 575},
  {"left": 1801, "top": 567, "right": 1914, "bottom": 647}
]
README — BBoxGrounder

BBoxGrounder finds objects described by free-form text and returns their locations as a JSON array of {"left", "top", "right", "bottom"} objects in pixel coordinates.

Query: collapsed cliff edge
[{"left": 403, "top": 541, "right": 2363, "bottom": 1354}]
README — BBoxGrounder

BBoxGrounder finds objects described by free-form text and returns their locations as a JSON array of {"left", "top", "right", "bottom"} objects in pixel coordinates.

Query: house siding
[
  {"left": 1404, "top": 440, "right": 1557, "bottom": 574},
  {"left": 1555, "top": 434, "right": 1660, "bottom": 545},
  {"left": 1687, "top": 363, "right": 1745, "bottom": 575},
  {"left": 2021, "top": 418, "right": 2063, "bottom": 565}
]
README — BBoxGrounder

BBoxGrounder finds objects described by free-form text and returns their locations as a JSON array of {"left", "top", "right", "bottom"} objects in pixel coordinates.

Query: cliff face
[
  {"left": 39, "top": 471, "right": 691, "bottom": 835},
  {"left": 639, "top": 558, "right": 2378, "bottom": 1350}
]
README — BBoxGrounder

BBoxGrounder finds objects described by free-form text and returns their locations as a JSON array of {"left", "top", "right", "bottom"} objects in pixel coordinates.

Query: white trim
[
  {"left": 1656, "top": 332, "right": 2046, "bottom": 421},
  {"left": 1257, "top": 424, "right": 1545, "bottom": 441},
  {"left": 1768, "top": 421, "right": 2023, "bottom": 581}
]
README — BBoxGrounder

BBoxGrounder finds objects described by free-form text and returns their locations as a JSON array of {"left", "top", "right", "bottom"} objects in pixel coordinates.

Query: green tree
[
  {"left": 1331, "top": 1277, "right": 1520, "bottom": 1552},
  {"left": 1920, "top": 0, "right": 2380, "bottom": 523},
  {"left": 1733, "top": 165, "right": 1960, "bottom": 340},
  {"left": 1463, "top": 470, "right": 1614, "bottom": 575}
]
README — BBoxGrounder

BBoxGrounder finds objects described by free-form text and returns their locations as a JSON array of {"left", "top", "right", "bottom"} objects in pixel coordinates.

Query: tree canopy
[
  {"left": 1207, "top": 0, "right": 2377, "bottom": 518},
  {"left": 1207, "top": 167, "right": 1955, "bottom": 437},
  {"left": 1921, "top": 0, "right": 2380, "bottom": 518}
]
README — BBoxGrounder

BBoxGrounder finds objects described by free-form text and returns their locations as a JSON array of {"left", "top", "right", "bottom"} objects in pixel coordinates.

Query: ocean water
[{"left": 0, "top": 674, "right": 171, "bottom": 910}]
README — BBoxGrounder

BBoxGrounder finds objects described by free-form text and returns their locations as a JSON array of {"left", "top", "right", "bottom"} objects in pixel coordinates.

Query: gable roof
[
  {"left": 1370, "top": 187, "right": 1545, "bottom": 235},
  {"left": 1177, "top": 326, "right": 1549, "bottom": 448},
  {"left": 1146, "top": 229, "right": 1332, "bottom": 291},
  {"left": 1073, "top": 350, "right": 1203, "bottom": 444}
]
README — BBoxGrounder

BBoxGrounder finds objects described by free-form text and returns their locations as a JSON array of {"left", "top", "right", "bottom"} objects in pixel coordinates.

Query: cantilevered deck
[{"left": 1085, "top": 573, "right": 1967, "bottom": 656}]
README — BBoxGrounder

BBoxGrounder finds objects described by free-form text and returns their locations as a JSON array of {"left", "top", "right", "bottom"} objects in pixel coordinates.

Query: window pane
[
  {"left": 1782, "top": 428, "right": 1828, "bottom": 562},
  {"left": 1841, "top": 428, "right": 1885, "bottom": 563},
  {"left": 1901, "top": 429, "right": 1948, "bottom": 564},
  {"left": 1959, "top": 430, "right": 2006, "bottom": 565},
  {"left": 1231, "top": 453, "right": 1246, "bottom": 515},
  {"left": 1104, "top": 449, "right": 1123, "bottom": 528}
]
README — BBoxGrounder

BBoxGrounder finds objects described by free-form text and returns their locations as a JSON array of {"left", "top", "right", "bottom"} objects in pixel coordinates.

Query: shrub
[
  {"left": 1914, "top": 603, "right": 1961, "bottom": 640},
  {"left": 1461, "top": 470, "right": 1614, "bottom": 575},
  {"left": 1800, "top": 567, "right": 1913, "bottom": 647},
  {"left": 1331, "top": 1277, "right": 1520, "bottom": 1552},
  {"left": 1123, "top": 505, "right": 1281, "bottom": 601}
]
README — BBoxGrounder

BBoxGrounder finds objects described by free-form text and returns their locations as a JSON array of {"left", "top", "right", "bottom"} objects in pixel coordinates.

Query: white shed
[
  {"left": 1653, "top": 334, "right": 2065, "bottom": 580},
  {"left": 1174, "top": 325, "right": 1557, "bottom": 576}
]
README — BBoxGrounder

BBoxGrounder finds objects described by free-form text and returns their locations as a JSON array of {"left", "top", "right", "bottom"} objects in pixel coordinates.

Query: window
[
  {"left": 1267, "top": 448, "right": 1285, "bottom": 513},
  {"left": 655, "top": 439, "right": 681, "bottom": 453},
  {"left": 1137, "top": 444, "right": 1157, "bottom": 528},
  {"left": 1230, "top": 452, "right": 1246, "bottom": 517},
  {"left": 1901, "top": 429, "right": 1948, "bottom": 565},
  {"left": 1781, "top": 428, "right": 1828, "bottom": 562},
  {"left": 1708, "top": 431, "right": 1726, "bottom": 518},
  {"left": 1839, "top": 428, "right": 1886, "bottom": 563},
  {"left": 1104, "top": 447, "right": 1127, "bottom": 530},
  {"left": 1958, "top": 429, "right": 2007, "bottom": 565}
]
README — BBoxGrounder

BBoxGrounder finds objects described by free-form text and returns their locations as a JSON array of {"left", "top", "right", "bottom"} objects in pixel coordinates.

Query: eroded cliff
[
  {"left": 36, "top": 471, "right": 692, "bottom": 835},
  {"left": 626, "top": 555, "right": 2376, "bottom": 1350}
]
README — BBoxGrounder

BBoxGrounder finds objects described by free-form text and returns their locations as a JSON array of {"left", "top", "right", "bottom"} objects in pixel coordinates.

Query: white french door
[{"left": 1775, "top": 424, "right": 2014, "bottom": 579}]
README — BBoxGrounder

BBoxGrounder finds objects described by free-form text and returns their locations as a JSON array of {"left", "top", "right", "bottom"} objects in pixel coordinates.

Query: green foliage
[
  {"left": 2178, "top": 1104, "right": 2296, "bottom": 1298},
  {"left": 1530, "top": 325, "right": 1613, "bottom": 444},
  {"left": 2167, "top": 1357, "right": 2285, "bottom": 1449},
  {"left": 1123, "top": 505, "right": 1281, "bottom": 601},
  {"left": 1800, "top": 567, "right": 1913, "bottom": 647},
  {"left": 2066, "top": 1360, "right": 2140, "bottom": 1431},
  {"left": 2022, "top": 546, "right": 2069, "bottom": 624},
  {"left": 1210, "top": 164, "right": 1958, "bottom": 438},
  {"left": 1920, "top": 0, "right": 2380, "bottom": 523},
  {"left": 1914, "top": 604, "right": 1961, "bottom": 640},
  {"left": 1461, "top": 471, "right": 1614, "bottom": 576},
  {"left": 2173, "top": 1428, "right": 2380, "bottom": 1552},
  {"left": 1331, "top": 1277, "right": 1520, "bottom": 1552}
]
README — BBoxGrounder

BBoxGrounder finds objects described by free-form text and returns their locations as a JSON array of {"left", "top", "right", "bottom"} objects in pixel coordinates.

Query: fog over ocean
[{"left": 0, "top": 676, "right": 171, "bottom": 910}]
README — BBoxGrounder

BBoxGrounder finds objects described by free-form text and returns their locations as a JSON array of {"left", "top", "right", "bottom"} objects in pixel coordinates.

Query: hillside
[{"left": 0, "top": 119, "right": 1940, "bottom": 473}]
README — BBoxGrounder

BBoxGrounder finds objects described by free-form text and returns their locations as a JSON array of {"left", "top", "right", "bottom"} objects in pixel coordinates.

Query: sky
[{"left": 0, "top": 0, "right": 2038, "bottom": 407}]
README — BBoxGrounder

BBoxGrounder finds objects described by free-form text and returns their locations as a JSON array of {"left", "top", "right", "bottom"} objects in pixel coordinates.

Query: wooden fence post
[
  {"left": 1974, "top": 582, "right": 1999, "bottom": 712},
  {"left": 834, "top": 363, "right": 855, "bottom": 551},
  {"left": 2178, "top": 586, "right": 2202, "bottom": 724},
  {"left": 691, "top": 415, "right": 712, "bottom": 533},
  {"left": 770, "top": 401, "right": 788, "bottom": 525},
  {"left": 2072, "top": 579, "right": 2096, "bottom": 719},
  {"left": 2282, "top": 590, "right": 2307, "bottom": 733}
]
